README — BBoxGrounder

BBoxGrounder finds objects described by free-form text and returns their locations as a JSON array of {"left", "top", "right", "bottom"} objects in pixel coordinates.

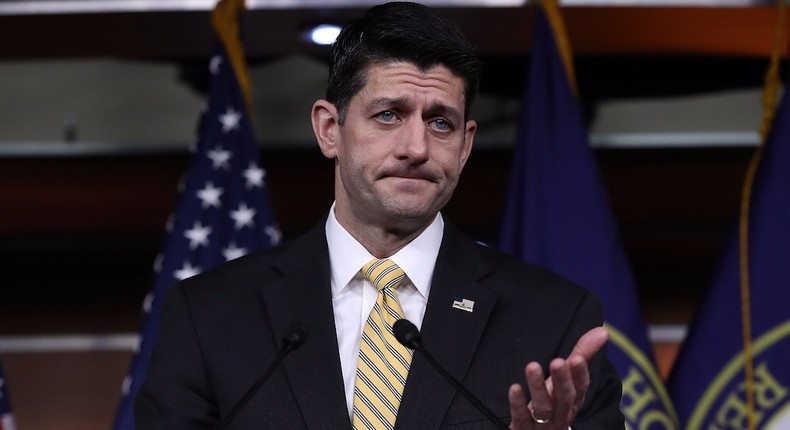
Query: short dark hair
[{"left": 326, "top": 2, "right": 482, "bottom": 124}]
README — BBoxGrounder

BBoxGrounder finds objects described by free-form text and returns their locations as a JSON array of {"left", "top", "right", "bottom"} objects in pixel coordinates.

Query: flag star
[
  {"left": 209, "top": 55, "right": 222, "bottom": 75},
  {"left": 165, "top": 213, "right": 176, "bottom": 233},
  {"left": 174, "top": 261, "right": 201, "bottom": 281},
  {"left": 207, "top": 146, "right": 232, "bottom": 170},
  {"left": 153, "top": 253, "right": 165, "bottom": 273},
  {"left": 265, "top": 225, "right": 282, "bottom": 246},
  {"left": 142, "top": 292, "right": 154, "bottom": 314},
  {"left": 184, "top": 221, "right": 212, "bottom": 249},
  {"left": 219, "top": 107, "right": 242, "bottom": 133},
  {"left": 121, "top": 375, "right": 132, "bottom": 395},
  {"left": 230, "top": 203, "right": 256, "bottom": 230},
  {"left": 196, "top": 182, "right": 224, "bottom": 208},
  {"left": 243, "top": 163, "right": 266, "bottom": 189},
  {"left": 222, "top": 242, "right": 248, "bottom": 261}
]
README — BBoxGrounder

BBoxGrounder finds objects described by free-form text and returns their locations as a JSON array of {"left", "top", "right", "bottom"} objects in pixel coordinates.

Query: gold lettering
[
  {"left": 619, "top": 367, "right": 677, "bottom": 428},
  {"left": 753, "top": 362, "right": 789, "bottom": 410},
  {"left": 621, "top": 367, "right": 657, "bottom": 422},
  {"left": 711, "top": 361, "right": 789, "bottom": 428},
  {"left": 714, "top": 392, "right": 753, "bottom": 430}
]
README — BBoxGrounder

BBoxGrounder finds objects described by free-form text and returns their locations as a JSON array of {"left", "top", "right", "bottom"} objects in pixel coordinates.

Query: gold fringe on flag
[
  {"left": 212, "top": 0, "right": 254, "bottom": 117},
  {"left": 537, "top": 0, "right": 578, "bottom": 97},
  {"left": 739, "top": 1, "right": 785, "bottom": 429}
]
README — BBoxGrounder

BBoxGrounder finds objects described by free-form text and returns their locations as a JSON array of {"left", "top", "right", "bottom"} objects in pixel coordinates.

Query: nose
[{"left": 394, "top": 119, "right": 429, "bottom": 163}]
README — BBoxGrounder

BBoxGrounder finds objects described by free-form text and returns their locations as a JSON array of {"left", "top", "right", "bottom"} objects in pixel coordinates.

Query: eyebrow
[{"left": 367, "top": 96, "right": 408, "bottom": 112}]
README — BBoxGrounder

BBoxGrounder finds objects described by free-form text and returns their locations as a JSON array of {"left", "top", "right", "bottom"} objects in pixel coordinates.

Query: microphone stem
[{"left": 415, "top": 346, "right": 509, "bottom": 430}]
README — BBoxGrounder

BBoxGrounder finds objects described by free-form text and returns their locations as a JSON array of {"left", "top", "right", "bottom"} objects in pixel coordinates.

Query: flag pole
[
  {"left": 212, "top": 0, "right": 254, "bottom": 117},
  {"left": 738, "top": 1, "right": 785, "bottom": 429},
  {"left": 536, "top": 0, "right": 577, "bottom": 96}
]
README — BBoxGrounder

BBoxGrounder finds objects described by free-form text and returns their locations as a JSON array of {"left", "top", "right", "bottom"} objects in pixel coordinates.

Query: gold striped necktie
[{"left": 351, "top": 258, "right": 413, "bottom": 430}]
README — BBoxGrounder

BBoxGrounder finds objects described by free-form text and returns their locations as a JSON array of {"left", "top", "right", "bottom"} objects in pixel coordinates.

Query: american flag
[
  {"left": 0, "top": 360, "right": 15, "bottom": 430},
  {"left": 111, "top": 36, "right": 280, "bottom": 430}
]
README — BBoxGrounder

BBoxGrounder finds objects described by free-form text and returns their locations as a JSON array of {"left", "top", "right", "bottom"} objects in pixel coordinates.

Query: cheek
[
  {"left": 435, "top": 147, "right": 467, "bottom": 177},
  {"left": 338, "top": 128, "right": 379, "bottom": 160},
  {"left": 337, "top": 147, "right": 373, "bottom": 185}
]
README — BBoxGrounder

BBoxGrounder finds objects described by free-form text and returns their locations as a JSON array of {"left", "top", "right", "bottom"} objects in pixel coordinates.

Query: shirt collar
[{"left": 325, "top": 202, "right": 444, "bottom": 300}]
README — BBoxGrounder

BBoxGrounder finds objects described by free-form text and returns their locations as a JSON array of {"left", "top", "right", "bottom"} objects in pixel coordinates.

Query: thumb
[{"left": 570, "top": 327, "right": 608, "bottom": 361}]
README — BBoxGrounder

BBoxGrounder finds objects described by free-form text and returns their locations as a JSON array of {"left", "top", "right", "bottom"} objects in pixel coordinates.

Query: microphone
[
  {"left": 393, "top": 319, "right": 508, "bottom": 430},
  {"left": 217, "top": 321, "right": 309, "bottom": 430}
]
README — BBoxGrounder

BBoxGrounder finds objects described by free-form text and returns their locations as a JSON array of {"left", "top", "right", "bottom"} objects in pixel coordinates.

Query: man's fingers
[
  {"left": 569, "top": 326, "right": 608, "bottom": 362},
  {"left": 525, "top": 361, "right": 554, "bottom": 422},
  {"left": 568, "top": 355, "right": 590, "bottom": 408},
  {"left": 507, "top": 328, "right": 607, "bottom": 429},
  {"left": 508, "top": 383, "right": 531, "bottom": 429},
  {"left": 562, "top": 327, "right": 600, "bottom": 417},
  {"left": 549, "top": 358, "right": 574, "bottom": 423}
]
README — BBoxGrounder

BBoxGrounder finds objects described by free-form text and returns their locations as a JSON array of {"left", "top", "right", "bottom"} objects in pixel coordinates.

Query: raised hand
[{"left": 507, "top": 327, "right": 609, "bottom": 429}]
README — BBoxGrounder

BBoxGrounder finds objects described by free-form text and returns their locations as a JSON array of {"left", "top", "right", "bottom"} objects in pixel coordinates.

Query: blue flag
[
  {"left": 111, "top": 13, "right": 280, "bottom": 430},
  {"left": 667, "top": 69, "right": 790, "bottom": 430},
  {"left": 498, "top": 4, "right": 678, "bottom": 428},
  {"left": 0, "top": 360, "right": 15, "bottom": 430}
]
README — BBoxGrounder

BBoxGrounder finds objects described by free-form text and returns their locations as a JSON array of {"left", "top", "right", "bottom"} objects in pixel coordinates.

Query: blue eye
[
  {"left": 377, "top": 110, "right": 396, "bottom": 122},
  {"left": 431, "top": 118, "right": 453, "bottom": 132}
]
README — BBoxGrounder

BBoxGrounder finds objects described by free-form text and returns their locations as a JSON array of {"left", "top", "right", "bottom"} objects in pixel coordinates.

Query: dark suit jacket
[{"left": 135, "top": 219, "right": 624, "bottom": 429}]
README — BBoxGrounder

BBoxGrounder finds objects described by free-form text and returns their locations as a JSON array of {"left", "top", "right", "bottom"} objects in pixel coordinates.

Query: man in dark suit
[{"left": 135, "top": 2, "right": 624, "bottom": 429}]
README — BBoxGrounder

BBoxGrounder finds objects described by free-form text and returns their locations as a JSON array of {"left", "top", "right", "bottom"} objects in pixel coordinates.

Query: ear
[
  {"left": 459, "top": 119, "right": 477, "bottom": 169},
  {"left": 312, "top": 99, "right": 340, "bottom": 159}
]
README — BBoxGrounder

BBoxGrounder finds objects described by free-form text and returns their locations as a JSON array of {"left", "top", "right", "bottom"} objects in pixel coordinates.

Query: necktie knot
[{"left": 361, "top": 258, "right": 406, "bottom": 292}]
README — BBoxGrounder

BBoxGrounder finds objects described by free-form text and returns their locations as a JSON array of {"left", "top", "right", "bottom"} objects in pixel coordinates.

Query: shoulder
[
  {"left": 175, "top": 223, "right": 326, "bottom": 304},
  {"left": 444, "top": 225, "right": 590, "bottom": 297},
  {"left": 441, "top": 225, "right": 601, "bottom": 318},
  {"left": 476, "top": 241, "right": 574, "bottom": 285},
  {"left": 479, "top": 242, "right": 597, "bottom": 307}
]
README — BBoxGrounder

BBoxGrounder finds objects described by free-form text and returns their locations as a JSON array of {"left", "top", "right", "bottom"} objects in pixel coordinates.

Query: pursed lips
[{"left": 380, "top": 169, "right": 437, "bottom": 184}]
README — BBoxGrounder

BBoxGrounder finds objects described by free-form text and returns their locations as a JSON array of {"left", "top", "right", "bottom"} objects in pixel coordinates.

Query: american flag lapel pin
[{"left": 451, "top": 297, "right": 475, "bottom": 312}]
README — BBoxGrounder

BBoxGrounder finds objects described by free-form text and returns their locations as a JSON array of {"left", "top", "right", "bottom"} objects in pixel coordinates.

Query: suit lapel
[
  {"left": 259, "top": 223, "right": 351, "bottom": 429},
  {"left": 396, "top": 224, "right": 498, "bottom": 429}
]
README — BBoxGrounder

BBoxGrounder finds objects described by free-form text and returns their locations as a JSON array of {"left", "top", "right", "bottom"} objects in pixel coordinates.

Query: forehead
[{"left": 356, "top": 61, "right": 466, "bottom": 107}]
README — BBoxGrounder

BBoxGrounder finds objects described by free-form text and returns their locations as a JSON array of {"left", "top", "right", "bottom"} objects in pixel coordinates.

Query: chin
[{"left": 384, "top": 201, "right": 440, "bottom": 225}]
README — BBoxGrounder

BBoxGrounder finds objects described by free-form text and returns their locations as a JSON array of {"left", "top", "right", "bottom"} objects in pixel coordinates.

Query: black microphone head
[
  {"left": 281, "top": 322, "right": 309, "bottom": 352},
  {"left": 393, "top": 319, "right": 422, "bottom": 349}
]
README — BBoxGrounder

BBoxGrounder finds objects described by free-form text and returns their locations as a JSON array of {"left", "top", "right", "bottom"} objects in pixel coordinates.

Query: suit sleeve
[
  {"left": 134, "top": 284, "right": 220, "bottom": 429},
  {"left": 567, "top": 291, "right": 625, "bottom": 430}
]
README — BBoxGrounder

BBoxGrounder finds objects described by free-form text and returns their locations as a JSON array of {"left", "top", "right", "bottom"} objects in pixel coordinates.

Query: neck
[
  {"left": 352, "top": 224, "right": 427, "bottom": 259},
  {"left": 333, "top": 207, "right": 432, "bottom": 258}
]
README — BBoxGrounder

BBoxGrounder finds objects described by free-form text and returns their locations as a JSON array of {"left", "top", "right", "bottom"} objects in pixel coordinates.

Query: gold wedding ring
[{"left": 529, "top": 407, "right": 552, "bottom": 425}]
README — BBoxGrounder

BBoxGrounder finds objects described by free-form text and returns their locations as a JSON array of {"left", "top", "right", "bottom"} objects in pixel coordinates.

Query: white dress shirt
[{"left": 325, "top": 203, "right": 444, "bottom": 418}]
